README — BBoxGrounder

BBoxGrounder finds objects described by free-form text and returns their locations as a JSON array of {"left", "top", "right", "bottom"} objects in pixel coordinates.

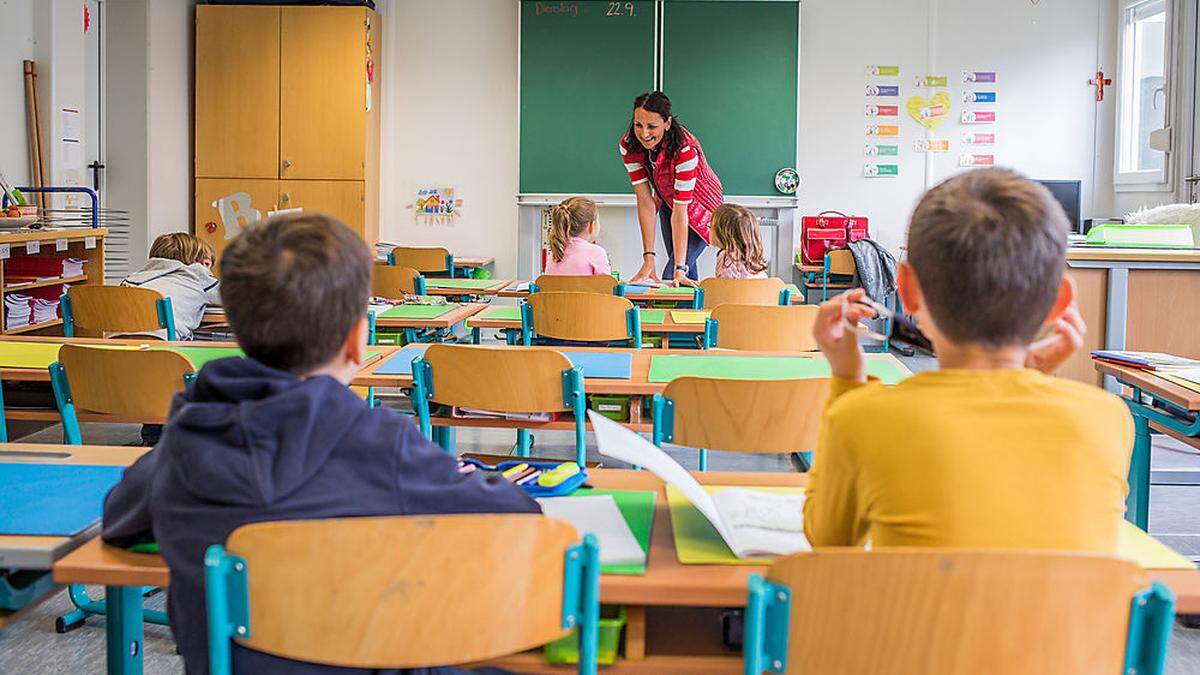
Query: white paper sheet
[{"left": 537, "top": 494, "right": 645, "bottom": 565}]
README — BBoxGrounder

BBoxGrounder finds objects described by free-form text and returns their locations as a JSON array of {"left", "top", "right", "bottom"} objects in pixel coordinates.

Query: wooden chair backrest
[
  {"left": 228, "top": 515, "right": 578, "bottom": 668},
  {"left": 699, "top": 277, "right": 785, "bottom": 308},
  {"left": 58, "top": 344, "right": 193, "bottom": 418},
  {"left": 423, "top": 344, "right": 572, "bottom": 412},
  {"left": 529, "top": 292, "right": 633, "bottom": 343},
  {"left": 67, "top": 285, "right": 165, "bottom": 337},
  {"left": 663, "top": 376, "right": 829, "bottom": 453},
  {"left": 826, "top": 249, "right": 856, "bottom": 276},
  {"left": 534, "top": 274, "right": 619, "bottom": 295},
  {"left": 390, "top": 246, "right": 450, "bottom": 273},
  {"left": 711, "top": 305, "right": 819, "bottom": 352},
  {"left": 769, "top": 549, "right": 1148, "bottom": 674},
  {"left": 372, "top": 263, "right": 421, "bottom": 298}
]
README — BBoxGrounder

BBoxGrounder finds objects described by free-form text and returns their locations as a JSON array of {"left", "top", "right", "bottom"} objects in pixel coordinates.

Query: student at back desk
[
  {"left": 103, "top": 213, "right": 537, "bottom": 675},
  {"left": 121, "top": 232, "right": 221, "bottom": 341},
  {"left": 804, "top": 168, "right": 1132, "bottom": 551}
]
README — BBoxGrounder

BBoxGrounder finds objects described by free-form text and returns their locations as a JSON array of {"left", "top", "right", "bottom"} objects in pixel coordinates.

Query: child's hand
[
  {"left": 1025, "top": 301, "right": 1086, "bottom": 375},
  {"left": 813, "top": 289, "right": 874, "bottom": 381}
]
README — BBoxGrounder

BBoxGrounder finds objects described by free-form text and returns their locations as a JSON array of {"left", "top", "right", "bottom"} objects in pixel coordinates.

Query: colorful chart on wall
[{"left": 906, "top": 92, "right": 952, "bottom": 130}]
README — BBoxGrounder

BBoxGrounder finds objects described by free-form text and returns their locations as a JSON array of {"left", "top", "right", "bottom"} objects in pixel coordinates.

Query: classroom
[{"left": 1, "top": 0, "right": 1199, "bottom": 673}]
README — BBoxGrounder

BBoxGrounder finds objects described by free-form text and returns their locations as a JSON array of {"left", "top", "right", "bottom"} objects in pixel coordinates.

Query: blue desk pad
[
  {"left": 374, "top": 346, "right": 633, "bottom": 380},
  {"left": 0, "top": 463, "right": 126, "bottom": 536}
]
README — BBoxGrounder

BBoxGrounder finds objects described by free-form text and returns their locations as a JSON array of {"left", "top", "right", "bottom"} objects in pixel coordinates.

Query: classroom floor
[{"left": 1, "top": 348, "right": 1198, "bottom": 673}]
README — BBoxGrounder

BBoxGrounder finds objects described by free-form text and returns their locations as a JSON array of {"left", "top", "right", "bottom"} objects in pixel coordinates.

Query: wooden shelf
[
  {"left": 5, "top": 318, "right": 63, "bottom": 335},
  {"left": 3, "top": 274, "right": 86, "bottom": 292}
]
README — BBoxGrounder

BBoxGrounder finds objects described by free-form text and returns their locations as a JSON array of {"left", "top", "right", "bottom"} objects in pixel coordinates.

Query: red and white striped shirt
[{"left": 618, "top": 129, "right": 724, "bottom": 243}]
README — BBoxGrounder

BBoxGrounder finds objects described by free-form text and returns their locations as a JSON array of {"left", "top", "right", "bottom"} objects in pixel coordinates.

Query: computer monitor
[{"left": 1036, "top": 179, "right": 1082, "bottom": 234}]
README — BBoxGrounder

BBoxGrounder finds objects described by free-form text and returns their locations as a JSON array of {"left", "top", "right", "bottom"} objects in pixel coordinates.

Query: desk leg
[
  {"left": 625, "top": 605, "right": 646, "bottom": 660},
  {"left": 106, "top": 585, "right": 143, "bottom": 675},
  {"left": 1126, "top": 413, "right": 1151, "bottom": 531},
  {"left": 471, "top": 327, "right": 481, "bottom": 344}
]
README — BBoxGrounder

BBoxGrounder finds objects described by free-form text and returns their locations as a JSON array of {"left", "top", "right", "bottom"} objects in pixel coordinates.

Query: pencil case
[{"left": 457, "top": 459, "right": 587, "bottom": 498}]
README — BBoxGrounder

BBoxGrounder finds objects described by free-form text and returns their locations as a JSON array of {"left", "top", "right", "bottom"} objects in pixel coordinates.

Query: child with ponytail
[
  {"left": 711, "top": 204, "right": 768, "bottom": 278},
  {"left": 544, "top": 196, "right": 612, "bottom": 275}
]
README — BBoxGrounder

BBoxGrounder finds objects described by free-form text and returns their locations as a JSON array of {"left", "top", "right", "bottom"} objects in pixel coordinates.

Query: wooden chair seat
[
  {"left": 372, "top": 263, "right": 424, "bottom": 298},
  {"left": 533, "top": 274, "right": 620, "bottom": 295},
  {"left": 63, "top": 285, "right": 174, "bottom": 339},
  {"left": 389, "top": 246, "right": 451, "bottom": 274},
  {"left": 705, "top": 304, "right": 819, "bottom": 352},
  {"left": 524, "top": 292, "right": 639, "bottom": 346},
  {"left": 698, "top": 277, "right": 786, "bottom": 308}
]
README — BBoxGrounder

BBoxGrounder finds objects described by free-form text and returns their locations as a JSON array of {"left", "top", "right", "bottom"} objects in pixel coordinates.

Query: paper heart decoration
[{"left": 906, "top": 92, "right": 952, "bottom": 130}]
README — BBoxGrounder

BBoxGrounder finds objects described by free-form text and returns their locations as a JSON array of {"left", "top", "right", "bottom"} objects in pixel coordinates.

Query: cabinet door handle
[
  {"left": 282, "top": 159, "right": 292, "bottom": 169},
  {"left": 280, "top": 193, "right": 290, "bottom": 202}
]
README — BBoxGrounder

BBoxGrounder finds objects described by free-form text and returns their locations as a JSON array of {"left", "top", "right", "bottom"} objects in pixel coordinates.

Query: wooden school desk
[
  {"left": 497, "top": 283, "right": 807, "bottom": 307},
  {"left": 421, "top": 278, "right": 515, "bottom": 298},
  {"left": 1093, "top": 358, "right": 1200, "bottom": 530},
  {"left": 0, "top": 336, "right": 384, "bottom": 424},
  {"left": 1061, "top": 247, "right": 1200, "bottom": 387},
  {"left": 453, "top": 255, "right": 495, "bottom": 270},
  {"left": 0, "top": 443, "right": 148, "bottom": 631},
  {"left": 464, "top": 306, "right": 711, "bottom": 346},
  {"left": 351, "top": 346, "right": 910, "bottom": 434},
  {"left": 51, "top": 468, "right": 1200, "bottom": 675},
  {"left": 202, "top": 303, "right": 488, "bottom": 333}
]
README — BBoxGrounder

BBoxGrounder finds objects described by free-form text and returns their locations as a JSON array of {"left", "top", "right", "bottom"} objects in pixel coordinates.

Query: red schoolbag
[{"left": 800, "top": 211, "right": 870, "bottom": 265}]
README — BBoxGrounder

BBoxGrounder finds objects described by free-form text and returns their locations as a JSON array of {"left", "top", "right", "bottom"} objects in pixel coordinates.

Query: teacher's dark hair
[{"left": 625, "top": 91, "right": 688, "bottom": 158}]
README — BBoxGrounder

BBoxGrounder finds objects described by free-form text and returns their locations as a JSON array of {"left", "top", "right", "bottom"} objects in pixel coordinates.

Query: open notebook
[{"left": 587, "top": 411, "right": 810, "bottom": 558}]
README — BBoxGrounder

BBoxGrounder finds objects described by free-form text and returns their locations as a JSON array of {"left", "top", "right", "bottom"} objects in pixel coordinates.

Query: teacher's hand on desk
[{"left": 629, "top": 255, "right": 661, "bottom": 284}]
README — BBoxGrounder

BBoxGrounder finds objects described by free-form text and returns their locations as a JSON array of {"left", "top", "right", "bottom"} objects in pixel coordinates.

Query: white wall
[
  {"left": 378, "top": 0, "right": 520, "bottom": 279},
  {"left": 0, "top": 0, "right": 36, "bottom": 187}
]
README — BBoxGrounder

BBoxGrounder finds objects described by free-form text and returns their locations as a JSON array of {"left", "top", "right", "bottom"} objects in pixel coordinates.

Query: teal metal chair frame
[
  {"left": 47, "top": 360, "right": 194, "bottom": 632},
  {"left": 60, "top": 292, "right": 178, "bottom": 341},
  {"left": 1116, "top": 387, "right": 1200, "bottom": 530},
  {"left": 742, "top": 574, "right": 1175, "bottom": 675},
  {"left": 651, "top": 393, "right": 812, "bottom": 473},
  {"left": 410, "top": 356, "right": 590, "bottom": 466},
  {"left": 519, "top": 301, "right": 643, "bottom": 350},
  {"left": 204, "top": 534, "right": 602, "bottom": 675}
]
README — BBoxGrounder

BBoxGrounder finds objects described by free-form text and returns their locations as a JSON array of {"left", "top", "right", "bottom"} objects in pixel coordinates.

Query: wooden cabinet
[
  {"left": 280, "top": 8, "right": 367, "bottom": 180},
  {"left": 194, "top": 5, "right": 280, "bottom": 179},
  {"left": 194, "top": 5, "right": 379, "bottom": 257},
  {"left": 280, "top": 180, "right": 365, "bottom": 235}
]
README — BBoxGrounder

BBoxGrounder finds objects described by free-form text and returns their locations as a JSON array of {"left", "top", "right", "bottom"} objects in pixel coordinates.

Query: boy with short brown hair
[
  {"left": 121, "top": 232, "right": 220, "bottom": 341},
  {"left": 104, "top": 213, "right": 537, "bottom": 674},
  {"left": 805, "top": 168, "right": 1132, "bottom": 551}
]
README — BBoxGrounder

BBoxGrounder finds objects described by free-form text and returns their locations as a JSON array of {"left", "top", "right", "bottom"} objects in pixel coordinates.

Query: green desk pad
[
  {"left": 426, "top": 278, "right": 500, "bottom": 290},
  {"left": 648, "top": 354, "right": 908, "bottom": 384},
  {"left": 566, "top": 488, "right": 656, "bottom": 575},
  {"left": 637, "top": 309, "right": 666, "bottom": 325},
  {"left": 652, "top": 286, "right": 695, "bottom": 296},
  {"left": 669, "top": 310, "right": 710, "bottom": 324},
  {"left": 469, "top": 306, "right": 522, "bottom": 324},
  {"left": 666, "top": 485, "right": 805, "bottom": 565},
  {"left": 0, "top": 341, "right": 379, "bottom": 373},
  {"left": 378, "top": 304, "right": 457, "bottom": 320}
]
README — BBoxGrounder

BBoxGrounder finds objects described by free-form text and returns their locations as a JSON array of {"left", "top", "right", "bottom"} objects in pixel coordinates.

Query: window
[{"left": 1116, "top": 0, "right": 1171, "bottom": 186}]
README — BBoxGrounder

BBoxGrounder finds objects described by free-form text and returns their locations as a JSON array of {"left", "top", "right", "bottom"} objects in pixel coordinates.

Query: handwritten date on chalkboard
[{"left": 607, "top": 2, "right": 636, "bottom": 16}]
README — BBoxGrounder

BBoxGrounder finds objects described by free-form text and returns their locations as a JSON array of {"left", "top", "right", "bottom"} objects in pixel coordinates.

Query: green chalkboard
[
  {"left": 662, "top": 1, "right": 798, "bottom": 196},
  {"left": 520, "top": 1, "right": 655, "bottom": 194}
]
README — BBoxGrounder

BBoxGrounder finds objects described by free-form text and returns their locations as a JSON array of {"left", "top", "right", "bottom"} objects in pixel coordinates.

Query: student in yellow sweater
[{"left": 804, "top": 168, "right": 1132, "bottom": 552}]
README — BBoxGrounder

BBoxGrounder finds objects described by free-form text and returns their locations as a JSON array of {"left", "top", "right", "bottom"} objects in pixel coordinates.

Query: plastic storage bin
[
  {"left": 544, "top": 605, "right": 627, "bottom": 665},
  {"left": 589, "top": 394, "right": 631, "bottom": 422}
]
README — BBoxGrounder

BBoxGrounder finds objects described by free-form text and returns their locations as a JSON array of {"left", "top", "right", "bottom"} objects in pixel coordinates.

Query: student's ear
[
  {"left": 343, "top": 317, "right": 369, "bottom": 366},
  {"left": 896, "top": 262, "right": 923, "bottom": 314},
  {"left": 1042, "top": 274, "right": 1076, "bottom": 324}
]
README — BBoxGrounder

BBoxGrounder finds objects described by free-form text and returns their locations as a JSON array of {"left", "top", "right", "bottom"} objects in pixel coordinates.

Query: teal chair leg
[
  {"left": 106, "top": 585, "right": 145, "bottom": 675},
  {"left": 471, "top": 327, "right": 481, "bottom": 344},
  {"left": 49, "top": 362, "right": 83, "bottom": 445},
  {"left": 432, "top": 426, "right": 455, "bottom": 454},
  {"left": 0, "top": 378, "right": 8, "bottom": 442},
  {"left": 699, "top": 449, "right": 708, "bottom": 472},
  {"left": 516, "top": 429, "right": 532, "bottom": 457},
  {"left": 796, "top": 451, "right": 814, "bottom": 471},
  {"left": 1125, "top": 401, "right": 1152, "bottom": 530}
]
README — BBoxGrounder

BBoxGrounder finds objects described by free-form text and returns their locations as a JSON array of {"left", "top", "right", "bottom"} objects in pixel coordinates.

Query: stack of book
[{"left": 1092, "top": 350, "right": 1200, "bottom": 394}]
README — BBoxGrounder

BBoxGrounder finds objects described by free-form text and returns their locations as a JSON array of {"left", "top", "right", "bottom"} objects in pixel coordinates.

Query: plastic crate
[
  {"left": 589, "top": 394, "right": 631, "bottom": 422},
  {"left": 641, "top": 335, "right": 663, "bottom": 349},
  {"left": 544, "top": 605, "right": 626, "bottom": 666}
]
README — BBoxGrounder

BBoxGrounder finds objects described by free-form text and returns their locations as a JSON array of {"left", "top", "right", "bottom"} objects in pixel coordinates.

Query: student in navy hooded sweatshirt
[{"left": 102, "top": 213, "right": 538, "bottom": 675}]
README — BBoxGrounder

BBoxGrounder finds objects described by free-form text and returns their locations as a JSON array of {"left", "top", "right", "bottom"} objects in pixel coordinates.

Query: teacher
[{"left": 619, "top": 91, "right": 724, "bottom": 285}]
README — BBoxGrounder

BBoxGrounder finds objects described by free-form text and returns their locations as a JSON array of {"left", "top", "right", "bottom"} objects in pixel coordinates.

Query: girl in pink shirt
[
  {"left": 712, "top": 204, "right": 769, "bottom": 279},
  {"left": 544, "top": 197, "right": 612, "bottom": 276}
]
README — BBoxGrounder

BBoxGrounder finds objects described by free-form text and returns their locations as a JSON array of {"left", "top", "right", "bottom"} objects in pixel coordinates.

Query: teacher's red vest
[{"left": 619, "top": 129, "right": 724, "bottom": 244}]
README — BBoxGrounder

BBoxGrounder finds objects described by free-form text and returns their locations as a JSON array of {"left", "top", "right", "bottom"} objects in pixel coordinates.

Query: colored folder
[
  {"left": 653, "top": 286, "right": 695, "bottom": 296},
  {"left": 0, "top": 341, "right": 66, "bottom": 369},
  {"left": 638, "top": 309, "right": 666, "bottom": 324},
  {"left": 425, "top": 278, "right": 500, "bottom": 290},
  {"left": 373, "top": 346, "right": 432, "bottom": 375},
  {"left": 669, "top": 310, "right": 710, "bottom": 324},
  {"left": 379, "top": 304, "right": 458, "bottom": 320},
  {"left": 470, "top": 306, "right": 522, "bottom": 323},
  {"left": 666, "top": 485, "right": 805, "bottom": 565},
  {"left": 647, "top": 354, "right": 908, "bottom": 384},
  {"left": 0, "top": 463, "right": 126, "bottom": 536},
  {"left": 1118, "top": 521, "right": 1195, "bottom": 570},
  {"left": 566, "top": 489, "right": 655, "bottom": 575}
]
